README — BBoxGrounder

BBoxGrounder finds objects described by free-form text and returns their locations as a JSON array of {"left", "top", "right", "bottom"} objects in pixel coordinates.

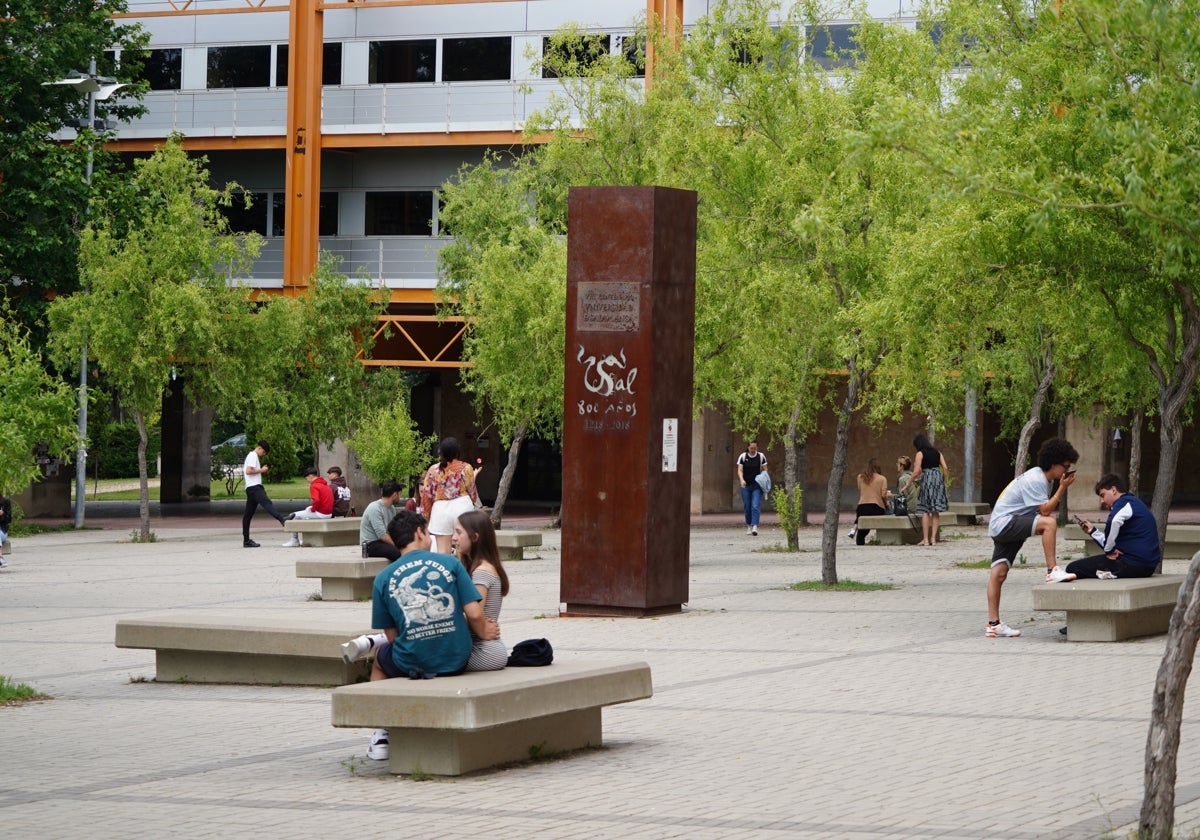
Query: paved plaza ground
[{"left": 4, "top": 505, "right": 1200, "bottom": 839}]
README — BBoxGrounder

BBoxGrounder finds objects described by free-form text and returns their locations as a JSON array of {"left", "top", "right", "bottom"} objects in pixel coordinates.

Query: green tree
[
  {"left": 0, "top": 1, "right": 147, "bottom": 330},
  {"left": 437, "top": 153, "right": 567, "bottom": 525},
  {"left": 348, "top": 396, "right": 436, "bottom": 495},
  {"left": 48, "top": 138, "right": 262, "bottom": 539},
  {"left": 534, "top": 5, "right": 945, "bottom": 579},
  {"left": 227, "top": 253, "right": 388, "bottom": 473},
  {"left": 0, "top": 303, "right": 77, "bottom": 495}
]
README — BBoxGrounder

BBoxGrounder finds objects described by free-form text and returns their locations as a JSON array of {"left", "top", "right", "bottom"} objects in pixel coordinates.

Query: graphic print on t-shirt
[{"left": 389, "top": 561, "right": 458, "bottom": 636}]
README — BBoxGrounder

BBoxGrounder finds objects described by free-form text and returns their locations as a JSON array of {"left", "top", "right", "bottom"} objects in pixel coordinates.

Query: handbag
[{"left": 892, "top": 495, "right": 908, "bottom": 517}]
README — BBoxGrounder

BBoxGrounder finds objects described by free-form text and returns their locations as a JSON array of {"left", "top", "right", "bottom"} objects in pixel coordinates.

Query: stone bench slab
[
  {"left": 283, "top": 517, "right": 362, "bottom": 547},
  {"left": 296, "top": 557, "right": 389, "bottom": 600},
  {"left": 1032, "top": 575, "right": 1184, "bottom": 641},
  {"left": 495, "top": 529, "right": 543, "bottom": 561},
  {"left": 115, "top": 613, "right": 373, "bottom": 685},
  {"left": 331, "top": 660, "right": 652, "bottom": 776}
]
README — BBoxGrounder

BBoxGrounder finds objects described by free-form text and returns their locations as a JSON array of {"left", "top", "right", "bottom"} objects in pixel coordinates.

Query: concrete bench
[
  {"left": 495, "top": 529, "right": 543, "bottom": 561},
  {"left": 283, "top": 517, "right": 362, "bottom": 547},
  {"left": 1032, "top": 575, "right": 1184, "bottom": 641},
  {"left": 331, "top": 660, "right": 653, "bottom": 776},
  {"left": 1062, "top": 523, "right": 1200, "bottom": 559},
  {"left": 857, "top": 515, "right": 926, "bottom": 545},
  {"left": 296, "top": 557, "right": 389, "bottom": 600},
  {"left": 115, "top": 613, "right": 373, "bottom": 685},
  {"left": 948, "top": 502, "right": 990, "bottom": 524}
]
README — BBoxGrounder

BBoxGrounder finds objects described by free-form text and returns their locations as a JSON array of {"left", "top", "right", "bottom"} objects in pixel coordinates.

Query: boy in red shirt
[{"left": 283, "top": 466, "right": 334, "bottom": 547}]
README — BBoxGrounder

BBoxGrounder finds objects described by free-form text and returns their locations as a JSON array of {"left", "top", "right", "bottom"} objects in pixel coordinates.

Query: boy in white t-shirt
[{"left": 984, "top": 437, "right": 1080, "bottom": 638}]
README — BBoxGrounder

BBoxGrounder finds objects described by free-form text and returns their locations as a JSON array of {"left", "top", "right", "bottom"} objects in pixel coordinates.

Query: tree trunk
[
  {"left": 490, "top": 418, "right": 528, "bottom": 528},
  {"left": 1140, "top": 561, "right": 1200, "bottom": 840},
  {"left": 1013, "top": 343, "right": 1055, "bottom": 480},
  {"left": 797, "top": 438, "right": 810, "bottom": 527},
  {"left": 1129, "top": 410, "right": 1143, "bottom": 497},
  {"left": 821, "top": 370, "right": 860, "bottom": 585},
  {"left": 782, "top": 400, "right": 803, "bottom": 551},
  {"left": 133, "top": 408, "right": 152, "bottom": 540}
]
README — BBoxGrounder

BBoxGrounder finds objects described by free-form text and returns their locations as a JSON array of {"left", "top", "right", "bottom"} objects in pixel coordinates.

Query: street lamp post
[{"left": 46, "top": 60, "right": 126, "bottom": 528}]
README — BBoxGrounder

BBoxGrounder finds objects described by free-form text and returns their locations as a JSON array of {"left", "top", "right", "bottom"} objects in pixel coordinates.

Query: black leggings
[
  {"left": 854, "top": 503, "right": 887, "bottom": 545},
  {"left": 1065, "top": 554, "right": 1156, "bottom": 579}
]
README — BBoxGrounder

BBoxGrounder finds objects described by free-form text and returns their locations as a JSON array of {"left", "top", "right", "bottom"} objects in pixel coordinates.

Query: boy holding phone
[
  {"left": 1059, "top": 474, "right": 1161, "bottom": 581},
  {"left": 984, "top": 437, "right": 1080, "bottom": 637}
]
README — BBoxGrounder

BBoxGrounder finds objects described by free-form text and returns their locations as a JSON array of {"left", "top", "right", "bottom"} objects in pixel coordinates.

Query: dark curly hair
[{"left": 1036, "top": 438, "right": 1080, "bottom": 472}]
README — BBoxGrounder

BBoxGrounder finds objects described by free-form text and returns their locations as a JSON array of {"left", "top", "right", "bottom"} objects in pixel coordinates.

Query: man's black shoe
[
  {"left": 243, "top": 539, "right": 261, "bottom": 548},
  {"left": 285, "top": 513, "right": 297, "bottom": 522}
]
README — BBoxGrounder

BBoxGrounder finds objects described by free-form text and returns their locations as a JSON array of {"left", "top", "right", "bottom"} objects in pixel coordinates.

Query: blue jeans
[{"left": 741, "top": 483, "right": 763, "bottom": 526}]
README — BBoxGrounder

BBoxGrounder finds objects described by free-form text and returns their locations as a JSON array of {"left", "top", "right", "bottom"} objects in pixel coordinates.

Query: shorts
[
  {"left": 374, "top": 641, "right": 461, "bottom": 679},
  {"left": 990, "top": 514, "right": 1039, "bottom": 566},
  {"left": 428, "top": 496, "right": 475, "bottom": 536}
]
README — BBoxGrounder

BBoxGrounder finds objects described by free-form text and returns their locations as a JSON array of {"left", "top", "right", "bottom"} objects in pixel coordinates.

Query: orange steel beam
[
  {"left": 282, "top": 0, "right": 323, "bottom": 293},
  {"left": 645, "top": 0, "right": 684, "bottom": 86},
  {"left": 104, "top": 131, "right": 543, "bottom": 155},
  {"left": 360, "top": 314, "right": 470, "bottom": 369}
]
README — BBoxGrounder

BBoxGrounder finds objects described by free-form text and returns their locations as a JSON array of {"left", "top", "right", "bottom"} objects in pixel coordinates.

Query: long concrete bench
[
  {"left": 296, "top": 557, "right": 388, "bottom": 600},
  {"left": 1032, "top": 574, "right": 1184, "bottom": 641},
  {"left": 283, "top": 516, "right": 362, "bottom": 547},
  {"left": 1062, "top": 523, "right": 1200, "bottom": 559},
  {"left": 115, "top": 613, "right": 373, "bottom": 685},
  {"left": 495, "top": 529, "right": 543, "bottom": 561},
  {"left": 331, "top": 660, "right": 653, "bottom": 775}
]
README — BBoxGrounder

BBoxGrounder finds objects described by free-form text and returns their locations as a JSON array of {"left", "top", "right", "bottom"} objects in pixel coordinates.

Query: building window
[
  {"left": 542, "top": 34, "right": 611, "bottom": 79},
  {"left": 615, "top": 35, "right": 646, "bottom": 77},
  {"left": 208, "top": 45, "right": 272, "bottom": 89},
  {"left": 369, "top": 39, "right": 436, "bottom": 84},
  {"left": 277, "top": 43, "right": 343, "bottom": 87},
  {"left": 269, "top": 192, "right": 340, "bottom": 236},
  {"left": 221, "top": 191, "right": 269, "bottom": 235},
  {"left": 116, "top": 48, "right": 182, "bottom": 91},
  {"left": 806, "top": 24, "right": 860, "bottom": 69},
  {"left": 442, "top": 37, "right": 511, "bottom": 82},
  {"left": 365, "top": 191, "right": 434, "bottom": 236}
]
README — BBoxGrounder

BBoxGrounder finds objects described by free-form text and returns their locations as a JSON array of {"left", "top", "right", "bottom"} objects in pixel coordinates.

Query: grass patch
[
  {"left": 0, "top": 675, "right": 50, "bottom": 706},
  {"left": 787, "top": 579, "right": 894, "bottom": 592},
  {"left": 9, "top": 522, "right": 84, "bottom": 537},
  {"left": 85, "top": 477, "right": 310, "bottom": 502},
  {"left": 956, "top": 559, "right": 992, "bottom": 570}
]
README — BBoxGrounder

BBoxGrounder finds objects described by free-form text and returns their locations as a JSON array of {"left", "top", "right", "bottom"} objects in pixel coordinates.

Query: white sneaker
[
  {"left": 366, "top": 729, "right": 389, "bottom": 761},
  {"left": 847, "top": 528, "right": 857, "bottom": 539},
  {"left": 1047, "top": 566, "right": 1076, "bottom": 583},
  {"left": 751, "top": 526, "right": 758, "bottom": 536},
  {"left": 986, "top": 621, "right": 1021, "bottom": 638},
  {"left": 746, "top": 526, "right": 753, "bottom": 535},
  {"left": 282, "top": 536, "right": 301, "bottom": 548},
  {"left": 341, "top": 632, "right": 387, "bottom": 664},
  {"left": 0, "top": 556, "right": 6, "bottom": 568}
]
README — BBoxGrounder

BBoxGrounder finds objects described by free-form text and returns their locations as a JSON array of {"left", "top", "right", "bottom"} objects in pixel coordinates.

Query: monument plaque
[{"left": 560, "top": 186, "right": 697, "bottom": 617}]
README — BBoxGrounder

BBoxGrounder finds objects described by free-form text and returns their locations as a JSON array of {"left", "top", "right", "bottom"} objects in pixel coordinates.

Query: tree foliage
[
  {"left": 347, "top": 396, "right": 436, "bottom": 494},
  {"left": 47, "top": 138, "right": 262, "bottom": 538},
  {"left": 0, "top": 1, "right": 147, "bottom": 330},
  {"left": 0, "top": 302, "right": 77, "bottom": 495},
  {"left": 437, "top": 152, "right": 567, "bottom": 522}
]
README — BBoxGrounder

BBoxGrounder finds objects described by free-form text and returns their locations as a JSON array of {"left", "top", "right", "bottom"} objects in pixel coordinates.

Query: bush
[{"left": 94, "top": 420, "right": 160, "bottom": 479}]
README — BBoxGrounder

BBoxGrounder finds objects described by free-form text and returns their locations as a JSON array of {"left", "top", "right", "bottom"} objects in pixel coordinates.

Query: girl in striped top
[{"left": 452, "top": 510, "right": 509, "bottom": 671}]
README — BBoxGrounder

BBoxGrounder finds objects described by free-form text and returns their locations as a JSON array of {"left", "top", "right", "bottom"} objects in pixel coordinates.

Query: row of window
[
  {"left": 114, "top": 23, "right": 888, "bottom": 92},
  {"left": 111, "top": 33, "right": 646, "bottom": 92},
  {"left": 221, "top": 191, "right": 438, "bottom": 238}
]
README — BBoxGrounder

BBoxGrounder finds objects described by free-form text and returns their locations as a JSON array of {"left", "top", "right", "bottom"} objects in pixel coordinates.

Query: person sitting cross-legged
[{"left": 1059, "top": 473, "right": 1161, "bottom": 582}]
